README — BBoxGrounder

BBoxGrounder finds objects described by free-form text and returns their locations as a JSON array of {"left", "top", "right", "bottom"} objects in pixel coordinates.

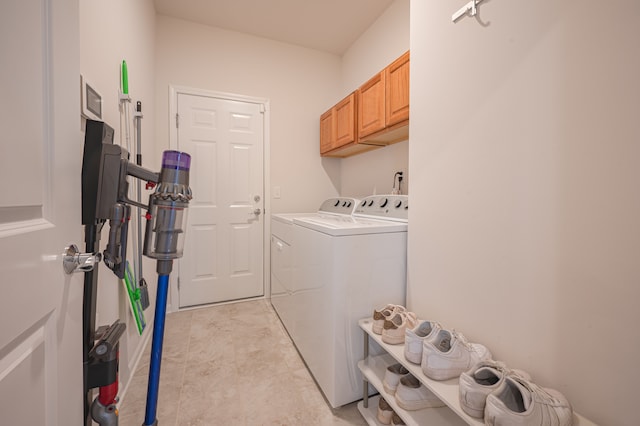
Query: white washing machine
[
  {"left": 288, "top": 195, "right": 408, "bottom": 408},
  {"left": 270, "top": 198, "right": 359, "bottom": 336}
]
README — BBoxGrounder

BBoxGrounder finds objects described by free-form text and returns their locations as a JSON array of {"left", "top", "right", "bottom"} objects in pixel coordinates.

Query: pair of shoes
[
  {"left": 395, "top": 374, "right": 446, "bottom": 411},
  {"left": 376, "top": 397, "right": 409, "bottom": 425},
  {"left": 484, "top": 375, "right": 573, "bottom": 425},
  {"left": 391, "top": 413, "right": 405, "bottom": 426},
  {"left": 421, "top": 329, "right": 492, "bottom": 381},
  {"left": 382, "top": 311, "right": 418, "bottom": 344},
  {"left": 376, "top": 397, "right": 394, "bottom": 424},
  {"left": 404, "top": 320, "right": 441, "bottom": 364},
  {"left": 382, "top": 363, "right": 445, "bottom": 411},
  {"left": 383, "top": 363, "right": 409, "bottom": 394},
  {"left": 458, "top": 359, "right": 530, "bottom": 418},
  {"left": 373, "top": 304, "right": 406, "bottom": 334}
]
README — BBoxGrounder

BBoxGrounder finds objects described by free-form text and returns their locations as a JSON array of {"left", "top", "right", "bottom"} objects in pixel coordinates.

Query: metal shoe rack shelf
[{"left": 357, "top": 318, "right": 595, "bottom": 426}]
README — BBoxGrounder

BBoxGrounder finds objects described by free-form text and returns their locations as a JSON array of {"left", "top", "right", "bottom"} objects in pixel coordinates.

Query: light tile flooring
[{"left": 119, "top": 299, "right": 367, "bottom": 426}]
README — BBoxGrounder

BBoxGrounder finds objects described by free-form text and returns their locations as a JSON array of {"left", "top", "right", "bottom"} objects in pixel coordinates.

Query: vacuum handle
[
  {"left": 89, "top": 320, "right": 126, "bottom": 361},
  {"left": 103, "top": 204, "right": 125, "bottom": 270}
]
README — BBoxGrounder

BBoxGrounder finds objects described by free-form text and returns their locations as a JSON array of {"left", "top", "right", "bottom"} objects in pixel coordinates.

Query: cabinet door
[
  {"left": 385, "top": 51, "right": 410, "bottom": 127},
  {"left": 357, "top": 72, "right": 386, "bottom": 138},
  {"left": 334, "top": 92, "right": 356, "bottom": 149},
  {"left": 320, "top": 108, "right": 334, "bottom": 154}
]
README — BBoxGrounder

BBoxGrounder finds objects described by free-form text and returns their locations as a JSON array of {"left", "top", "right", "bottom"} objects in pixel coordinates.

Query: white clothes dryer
[
  {"left": 270, "top": 198, "right": 359, "bottom": 333},
  {"left": 287, "top": 195, "right": 408, "bottom": 408}
]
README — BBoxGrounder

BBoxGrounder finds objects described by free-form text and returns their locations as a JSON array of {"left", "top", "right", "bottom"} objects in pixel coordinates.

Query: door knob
[
  {"left": 63, "top": 244, "right": 102, "bottom": 274},
  {"left": 248, "top": 208, "right": 262, "bottom": 216}
]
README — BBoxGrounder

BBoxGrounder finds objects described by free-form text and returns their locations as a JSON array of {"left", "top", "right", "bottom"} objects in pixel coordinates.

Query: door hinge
[
  {"left": 176, "top": 113, "right": 179, "bottom": 128},
  {"left": 177, "top": 277, "right": 180, "bottom": 290}
]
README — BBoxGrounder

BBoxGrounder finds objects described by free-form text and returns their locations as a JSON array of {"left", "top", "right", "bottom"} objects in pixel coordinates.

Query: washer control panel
[
  {"left": 317, "top": 197, "right": 360, "bottom": 215},
  {"left": 353, "top": 195, "right": 408, "bottom": 221}
]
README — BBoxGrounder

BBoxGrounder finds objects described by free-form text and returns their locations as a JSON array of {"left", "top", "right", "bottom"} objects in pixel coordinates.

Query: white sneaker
[
  {"left": 373, "top": 304, "right": 405, "bottom": 334},
  {"left": 421, "top": 329, "right": 492, "bottom": 381},
  {"left": 458, "top": 360, "right": 531, "bottom": 418},
  {"left": 376, "top": 397, "right": 394, "bottom": 425},
  {"left": 404, "top": 320, "right": 441, "bottom": 364},
  {"left": 383, "top": 363, "right": 410, "bottom": 395},
  {"left": 394, "top": 373, "right": 446, "bottom": 411},
  {"left": 382, "top": 311, "right": 418, "bottom": 345},
  {"left": 484, "top": 376, "right": 573, "bottom": 426}
]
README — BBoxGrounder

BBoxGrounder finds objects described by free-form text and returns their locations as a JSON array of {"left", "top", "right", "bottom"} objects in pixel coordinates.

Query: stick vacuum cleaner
[
  {"left": 141, "top": 150, "right": 192, "bottom": 426},
  {"left": 79, "top": 120, "right": 192, "bottom": 426}
]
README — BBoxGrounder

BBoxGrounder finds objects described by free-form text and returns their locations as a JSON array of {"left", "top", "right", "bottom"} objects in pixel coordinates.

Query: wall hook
[{"left": 452, "top": 0, "right": 486, "bottom": 23}]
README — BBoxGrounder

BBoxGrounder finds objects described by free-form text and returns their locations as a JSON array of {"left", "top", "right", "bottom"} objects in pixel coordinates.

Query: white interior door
[
  {"left": 0, "top": 0, "right": 82, "bottom": 424},
  {"left": 175, "top": 92, "right": 265, "bottom": 307}
]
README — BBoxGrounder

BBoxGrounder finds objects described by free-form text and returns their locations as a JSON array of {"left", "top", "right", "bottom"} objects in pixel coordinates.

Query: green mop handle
[{"left": 121, "top": 60, "right": 128, "bottom": 95}]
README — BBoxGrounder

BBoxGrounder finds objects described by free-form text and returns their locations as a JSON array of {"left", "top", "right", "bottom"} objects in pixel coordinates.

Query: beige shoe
[
  {"left": 382, "top": 311, "right": 418, "bottom": 345},
  {"left": 373, "top": 304, "right": 405, "bottom": 334},
  {"left": 395, "top": 374, "right": 446, "bottom": 411},
  {"left": 391, "top": 413, "right": 406, "bottom": 426},
  {"left": 376, "top": 397, "right": 394, "bottom": 425},
  {"left": 382, "top": 363, "right": 410, "bottom": 394}
]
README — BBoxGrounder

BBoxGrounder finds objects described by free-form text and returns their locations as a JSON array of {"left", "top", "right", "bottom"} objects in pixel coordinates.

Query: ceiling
[{"left": 153, "top": 0, "right": 396, "bottom": 55}]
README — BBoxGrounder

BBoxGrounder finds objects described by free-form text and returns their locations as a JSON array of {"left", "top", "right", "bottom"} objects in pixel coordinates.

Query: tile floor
[{"left": 118, "top": 299, "right": 367, "bottom": 426}]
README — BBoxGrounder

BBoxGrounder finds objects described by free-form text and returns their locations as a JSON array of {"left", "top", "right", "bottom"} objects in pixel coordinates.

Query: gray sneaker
[
  {"left": 484, "top": 375, "right": 573, "bottom": 425},
  {"left": 458, "top": 359, "right": 531, "bottom": 418},
  {"left": 421, "top": 329, "right": 492, "bottom": 380},
  {"left": 404, "top": 320, "right": 441, "bottom": 364},
  {"left": 394, "top": 373, "right": 446, "bottom": 411}
]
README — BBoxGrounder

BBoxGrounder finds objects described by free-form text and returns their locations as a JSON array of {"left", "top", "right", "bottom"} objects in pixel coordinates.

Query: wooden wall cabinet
[
  {"left": 358, "top": 71, "right": 386, "bottom": 139},
  {"left": 320, "top": 92, "right": 356, "bottom": 155},
  {"left": 320, "top": 51, "right": 409, "bottom": 158},
  {"left": 334, "top": 93, "right": 357, "bottom": 149},
  {"left": 385, "top": 50, "right": 410, "bottom": 127},
  {"left": 320, "top": 92, "right": 379, "bottom": 157},
  {"left": 357, "top": 50, "right": 410, "bottom": 145},
  {"left": 320, "top": 109, "right": 334, "bottom": 154}
]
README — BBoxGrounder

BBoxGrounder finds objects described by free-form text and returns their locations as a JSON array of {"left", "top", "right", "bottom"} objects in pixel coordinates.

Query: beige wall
[
  {"left": 340, "top": 0, "right": 410, "bottom": 197},
  {"left": 154, "top": 15, "right": 343, "bottom": 214},
  {"left": 408, "top": 1, "right": 640, "bottom": 424}
]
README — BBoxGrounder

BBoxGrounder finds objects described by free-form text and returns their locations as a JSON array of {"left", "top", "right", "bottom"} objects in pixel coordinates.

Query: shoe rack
[
  {"left": 357, "top": 318, "right": 476, "bottom": 425},
  {"left": 356, "top": 318, "right": 596, "bottom": 426}
]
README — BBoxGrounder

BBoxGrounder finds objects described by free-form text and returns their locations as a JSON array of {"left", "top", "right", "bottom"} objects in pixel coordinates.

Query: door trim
[{"left": 167, "top": 85, "right": 271, "bottom": 312}]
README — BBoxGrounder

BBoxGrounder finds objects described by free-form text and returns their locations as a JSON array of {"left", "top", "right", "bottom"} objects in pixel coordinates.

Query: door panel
[
  {"left": 0, "top": 0, "right": 82, "bottom": 424},
  {"left": 176, "top": 94, "right": 264, "bottom": 307}
]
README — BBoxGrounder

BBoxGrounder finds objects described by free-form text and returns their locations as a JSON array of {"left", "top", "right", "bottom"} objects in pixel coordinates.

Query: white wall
[
  {"left": 154, "top": 15, "right": 343, "bottom": 214},
  {"left": 408, "top": 1, "right": 640, "bottom": 424},
  {"left": 339, "top": 0, "right": 410, "bottom": 197},
  {"left": 79, "top": 0, "right": 157, "bottom": 388}
]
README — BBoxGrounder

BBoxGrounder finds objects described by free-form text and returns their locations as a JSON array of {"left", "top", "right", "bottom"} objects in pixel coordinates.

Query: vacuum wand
[{"left": 142, "top": 151, "right": 192, "bottom": 426}]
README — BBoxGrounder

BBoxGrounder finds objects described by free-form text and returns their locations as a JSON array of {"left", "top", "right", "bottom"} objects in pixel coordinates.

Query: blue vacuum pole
[
  {"left": 141, "top": 151, "right": 192, "bottom": 426},
  {"left": 143, "top": 274, "right": 170, "bottom": 425}
]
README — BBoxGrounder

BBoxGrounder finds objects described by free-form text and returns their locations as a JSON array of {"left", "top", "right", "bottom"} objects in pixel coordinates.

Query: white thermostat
[{"left": 81, "top": 75, "right": 102, "bottom": 120}]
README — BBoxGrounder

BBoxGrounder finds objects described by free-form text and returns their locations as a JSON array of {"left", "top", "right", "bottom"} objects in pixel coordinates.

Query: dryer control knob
[
  {"left": 395, "top": 200, "right": 403, "bottom": 208},
  {"left": 379, "top": 198, "right": 388, "bottom": 208}
]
